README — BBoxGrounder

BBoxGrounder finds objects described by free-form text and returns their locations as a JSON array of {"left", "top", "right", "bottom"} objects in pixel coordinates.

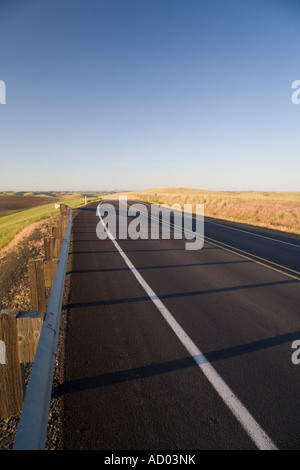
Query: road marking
[
  {"left": 205, "top": 219, "right": 300, "bottom": 249},
  {"left": 120, "top": 200, "right": 300, "bottom": 280},
  {"left": 140, "top": 200, "right": 300, "bottom": 249},
  {"left": 202, "top": 236, "right": 300, "bottom": 280},
  {"left": 98, "top": 211, "right": 278, "bottom": 451}
]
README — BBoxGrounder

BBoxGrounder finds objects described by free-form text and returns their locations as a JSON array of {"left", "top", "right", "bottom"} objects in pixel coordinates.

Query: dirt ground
[
  {"left": 0, "top": 195, "right": 57, "bottom": 212},
  {"left": 0, "top": 214, "right": 67, "bottom": 450}
]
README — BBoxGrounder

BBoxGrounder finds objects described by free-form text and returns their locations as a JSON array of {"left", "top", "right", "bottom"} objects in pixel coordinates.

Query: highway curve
[{"left": 57, "top": 200, "right": 300, "bottom": 450}]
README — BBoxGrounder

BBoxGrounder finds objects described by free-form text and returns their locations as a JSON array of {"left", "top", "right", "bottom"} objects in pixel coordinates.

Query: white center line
[{"left": 99, "top": 213, "right": 278, "bottom": 451}]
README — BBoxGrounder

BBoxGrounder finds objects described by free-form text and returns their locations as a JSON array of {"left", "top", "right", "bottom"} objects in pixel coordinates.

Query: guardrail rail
[{"left": 13, "top": 206, "right": 72, "bottom": 450}]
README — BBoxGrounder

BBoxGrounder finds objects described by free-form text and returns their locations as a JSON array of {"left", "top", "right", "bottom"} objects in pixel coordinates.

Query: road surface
[{"left": 57, "top": 200, "right": 300, "bottom": 450}]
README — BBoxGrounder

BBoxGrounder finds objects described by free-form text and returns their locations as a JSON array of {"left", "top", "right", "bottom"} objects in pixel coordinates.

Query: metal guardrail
[{"left": 13, "top": 208, "right": 72, "bottom": 450}]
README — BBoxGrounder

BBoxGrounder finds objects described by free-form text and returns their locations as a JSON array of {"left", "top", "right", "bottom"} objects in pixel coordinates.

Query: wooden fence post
[
  {"left": 59, "top": 204, "right": 70, "bottom": 216},
  {"left": 44, "top": 259, "right": 58, "bottom": 288},
  {"left": 44, "top": 237, "right": 64, "bottom": 259},
  {"left": 28, "top": 259, "right": 46, "bottom": 312},
  {"left": 28, "top": 259, "right": 58, "bottom": 311},
  {"left": 0, "top": 310, "right": 44, "bottom": 419},
  {"left": 0, "top": 311, "right": 24, "bottom": 419},
  {"left": 51, "top": 216, "right": 68, "bottom": 239},
  {"left": 17, "top": 311, "right": 44, "bottom": 364}
]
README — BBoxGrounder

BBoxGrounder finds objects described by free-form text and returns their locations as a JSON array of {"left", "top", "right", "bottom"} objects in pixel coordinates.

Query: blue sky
[{"left": 0, "top": 0, "right": 299, "bottom": 192}]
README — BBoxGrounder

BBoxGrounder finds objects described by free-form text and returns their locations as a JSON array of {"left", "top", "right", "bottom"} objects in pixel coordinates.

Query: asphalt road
[{"left": 58, "top": 200, "right": 300, "bottom": 450}]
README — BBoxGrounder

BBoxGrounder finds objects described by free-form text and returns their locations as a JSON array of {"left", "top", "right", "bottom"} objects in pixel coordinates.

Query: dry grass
[{"left": 105, "top": 187, "right": 300, "bottom": 234}]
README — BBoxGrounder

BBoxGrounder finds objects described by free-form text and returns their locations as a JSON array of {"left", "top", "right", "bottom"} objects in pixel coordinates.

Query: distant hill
[{"left": 0, "top": 190, "right": 107, "bottom": 199}]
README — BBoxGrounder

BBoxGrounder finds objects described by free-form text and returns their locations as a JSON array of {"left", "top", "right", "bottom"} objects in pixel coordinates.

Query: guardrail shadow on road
[
  {"left": 63, "top": 278, "right": 299, "bottom": 311},
  {"left": 66, "top": 260, "right": 250, "bottom": 275},
  {"left": 68, "top": 246, "right": 219, "bottom": 254},
  {"left": 53, "top": 329, "right": 300, "bottom": 398},
  {"left": 76, "top": 207, "right": 98, "bottom": 212}
]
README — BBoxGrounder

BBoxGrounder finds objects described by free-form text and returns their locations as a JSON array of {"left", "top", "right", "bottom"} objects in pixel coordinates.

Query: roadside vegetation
[
  {"left": 0, "top": 192, "right": 101, "bottom": 250},
  {"left": 105, "top": 187, "right": 300, "bottom": 235}
]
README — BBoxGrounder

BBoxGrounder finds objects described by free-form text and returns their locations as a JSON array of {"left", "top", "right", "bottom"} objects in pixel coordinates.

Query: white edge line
[
  {"left": 140, "top": 200, "right": 300, "bottom": 249},
  {"left": 205, "top": 219, "right": 300, "bottom": 249},
  {"left": 98, "top": 213, "right": 278, "bottom": 451},
  {"left": 104, "top": 200, "right": 300, "bottom": 280},
  {"left": 130, "top": 201, "right": 300, "bottom": 279}
]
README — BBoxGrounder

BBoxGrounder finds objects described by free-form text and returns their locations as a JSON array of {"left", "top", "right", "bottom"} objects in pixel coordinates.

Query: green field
[{"left": 0, "top": 194, "right": 101, "bottom": 250}]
